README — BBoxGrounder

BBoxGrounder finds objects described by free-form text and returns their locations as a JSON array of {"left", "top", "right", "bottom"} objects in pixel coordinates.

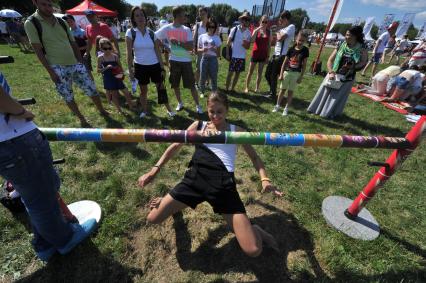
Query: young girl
[
  {"left": 138, "top": 92, "right": 282, "bottom": 257},
  {"left": 97, "top": 37, "right": 135, "bottom": 113},
  {"left": 273, "top": 32, "right": 309, "bottom": 116},
  {"left": 197, "top": 19, "right": 221, "bottom": 97}
]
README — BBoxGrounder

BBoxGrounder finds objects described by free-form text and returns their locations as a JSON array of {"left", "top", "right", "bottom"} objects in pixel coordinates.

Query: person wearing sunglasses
[
  {"left": 197, "top": 19, "right": 222, "bottom": 95},
  {"left": 225, "top": 12, "right": 252, "bottom": 92},
  {"left": 245, "top": 15, "right": 272, "bottom": 94}
]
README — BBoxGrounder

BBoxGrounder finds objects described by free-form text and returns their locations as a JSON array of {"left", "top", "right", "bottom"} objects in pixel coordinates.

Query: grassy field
[{"left": 0, "top": 39, "right": 425, "bottom": 283}]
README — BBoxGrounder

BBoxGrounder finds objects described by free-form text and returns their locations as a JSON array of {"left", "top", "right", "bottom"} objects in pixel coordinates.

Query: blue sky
[{"left": 128, "top": 0, "right": 426, "bottom": 28}]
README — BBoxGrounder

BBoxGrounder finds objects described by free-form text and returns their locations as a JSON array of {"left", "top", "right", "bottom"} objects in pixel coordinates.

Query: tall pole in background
[{"left": 310, "top": 0, "right": 340, "bottom": 74}]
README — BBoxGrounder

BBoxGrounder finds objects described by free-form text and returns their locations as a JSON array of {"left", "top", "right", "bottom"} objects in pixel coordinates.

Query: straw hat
[{"left": 238, "top": 11, "right": 251, "bottom": 21}]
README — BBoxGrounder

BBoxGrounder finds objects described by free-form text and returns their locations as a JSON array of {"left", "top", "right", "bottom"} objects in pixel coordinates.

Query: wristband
[{"left": 261, "top": 178, "right": 271, "bottom": 182}]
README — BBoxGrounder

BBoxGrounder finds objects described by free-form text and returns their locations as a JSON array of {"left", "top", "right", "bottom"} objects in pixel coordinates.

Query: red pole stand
[
  {"left": 345, "top": 116, "right": 426, "bottom": 219},
  {"left": 57, "top": 192, "right": 78, "bottom": 223}
]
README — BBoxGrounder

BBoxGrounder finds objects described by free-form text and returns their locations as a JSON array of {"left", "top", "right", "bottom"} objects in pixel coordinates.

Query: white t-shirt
[
  {"left": 396, "top": 39, "right": 409, "bottom": 51},
  {"left": 126, "top": 28, "right": 159, "bottom": 65},
  {"left": 198, "top": 33, "right": 222, "bottom": 57},
  {"left": 409, "top": 42, "right": 426, "bottom": 68},
  {"left": 193, "top": 22, "right": 207, "bottom": 39},
  {"left": 230, "top": 26, "right": 251, "bottom": 59},
  {"left": 110, "top": 25, "right": 120, "bottom": 40},
  {"left": 274, "top": 24, "right": 295, "bottom": 56},
  {"left": 155, "top": 23, "right": 193, "bottom": 62},
  {"left": 376, "top": 31, "right": 390, "bottom": 54},
  {"left": 0, "top": 72, "right": 37, "bottom": 142}
]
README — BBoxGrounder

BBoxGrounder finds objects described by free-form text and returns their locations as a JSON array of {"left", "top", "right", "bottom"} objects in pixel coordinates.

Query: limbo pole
[
  {"left": 322, "top": 115, "right": 425, "bottom": 240},
  {"left": 40, "top": 128, "right": 413, "bottom": 149}
]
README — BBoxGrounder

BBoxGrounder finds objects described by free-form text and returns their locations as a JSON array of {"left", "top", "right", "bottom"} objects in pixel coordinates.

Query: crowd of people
[{"left": 1, "top": 0, "right": 426, "bottom": 263}]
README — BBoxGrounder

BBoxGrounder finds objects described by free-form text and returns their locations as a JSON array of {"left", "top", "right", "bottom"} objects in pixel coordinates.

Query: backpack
[
  {"left": 28, "top": 15, "right": 72, "bottom": 55},
  {"left": 194, "top": 22, "right": 200, "bottom": 49},
  {"left": 221, "top": 26, "right": 238, "bottom": 61}
]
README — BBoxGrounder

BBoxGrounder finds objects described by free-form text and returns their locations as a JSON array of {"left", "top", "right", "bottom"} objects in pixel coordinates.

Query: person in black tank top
[{"left": 138, "top": 92, "right": 283, "bottom": 258}]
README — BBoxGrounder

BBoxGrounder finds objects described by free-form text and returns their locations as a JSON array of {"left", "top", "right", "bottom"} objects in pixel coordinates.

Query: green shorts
[{"left": 280, "top": 71, "right": 300, "bottom": 91}]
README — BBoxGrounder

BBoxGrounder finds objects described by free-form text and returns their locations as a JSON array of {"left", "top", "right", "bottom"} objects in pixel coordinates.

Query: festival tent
[
  {"left": 326, "top": 33, "right": 345, "bottom": 40},
  {"left": 66, "top": 0, "right": 117, "bottom": 17}
]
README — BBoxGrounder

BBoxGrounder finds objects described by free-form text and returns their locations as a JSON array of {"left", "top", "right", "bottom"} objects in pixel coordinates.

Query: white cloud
[
  {"left": 360, "top": 0, "right": 426, "bottom": 11},
  {"left": 416, "top": 11, "right": 426, "bottom": 21},
  {"left": 307, "top": 0, "right": 336, "bottom": 17}
]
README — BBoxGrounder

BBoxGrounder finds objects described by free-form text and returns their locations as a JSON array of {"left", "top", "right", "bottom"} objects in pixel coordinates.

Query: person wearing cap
[
  {"left": 361, "top": 22, "right": 398, "bottom": 78},
  {"left": 25, "top": 0, "right": 108, "bottom": 127},
  {"left": 264, "top": 11, "right": 295, "bottom": 98},
  {"left": 193, "top": 7, "right": 210, "bottom": 90},
  {"left": 155, "top": 6, "right": 203, "bottom": 114},
  {"left": 225, "top": 11, "right": 252, "bottom": 92},
  {"left": 63, "top": 14, "right": 94, "bottom": 81},
  {"left": 84, "top": 10, "right": 120, "bottom": 61}
]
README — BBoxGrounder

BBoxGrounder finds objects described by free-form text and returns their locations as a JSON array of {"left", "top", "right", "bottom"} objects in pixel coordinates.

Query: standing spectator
[
  {"left": 0, "top": 17, "right": 7, "bottom": 42},
  {"left": 155, "top": 6, "right": 203, "bottom": 114},
  {"left": 25, "top": 0, "right": 108, "bottom": 126},
  {"left": 382, "top": 34, "right": 396, "bottom": 62},
  {"left": 0, "top": 71, "right": 97, "bottom": 262},
  {"left": 225, "top": 12, "right": 252, "bottom": 92},
  {"left": 193, "top": 7, "right": 209, "bottom": 89},
  {"left": 197, "top": 19, "right": 221, "bottom": 95},
  {"left": 361, "top": 22, "right": 398, "bottom": 78},
  {"left": 84, "top": 10, "right": 120, "bottom": 67},
  {"left": 307, "top": 26, "right": 368, "bottom": 119},
  {"left": 63, "top": 14, "right": 94, "bottom": 81},
  {"left": 265, "top": 11, "right": 295, "bottom": 98},
  {"left": 273, "top": 31, "right": 309, "bottom": 116},
  {"left": 388, "top": 35, "right": 409, "bottom": 64},
  {"left": 107, "top": 18, "right": 120, "bottom": 41},
  {"left": 244, "top": 15, "right": 271, "bottom": 93},
  {"left": 6, "top": 18, "right": 30, "bottom": 52},
  {"left": 126, "top": 6, "right": 176, "bottom": 118}
]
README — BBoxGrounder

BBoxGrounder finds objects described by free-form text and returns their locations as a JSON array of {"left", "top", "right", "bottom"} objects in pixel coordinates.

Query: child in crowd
[
  {"left": 138, "top": 92, "right": 282, "bottom": 258},
  {"left": 273, "top": 32, "right": 309, "bottom": 116},
  {"left": 97, "top": 37, "right": 135, "bottom": 113}
]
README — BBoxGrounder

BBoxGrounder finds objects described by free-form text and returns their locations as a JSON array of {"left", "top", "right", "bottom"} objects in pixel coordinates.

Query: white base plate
[
  {"left": 67, "top": 200, "right": 101, "bottom": 224},
  {"left": 322, "top": 196, "right": 380, "bottom": 241}
]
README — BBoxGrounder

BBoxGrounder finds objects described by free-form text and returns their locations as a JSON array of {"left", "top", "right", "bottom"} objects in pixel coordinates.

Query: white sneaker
[
  {"left": 167, "top": 111, "right": 176, "bottom": 117},
  {"left": 175, "top": 102, "right": 184, "bottom": 111},
  {"left": 282, "top": 108, "right": 288, "bottom": 116},
  {"left": 139, "top": 112, "right": 146, "bottom": 118},
  {"left": 196, "top": 105, "right": 203, "bottom": 114},
  {"left": 272, "top": 105, "right": 280, "bottom": 112}
]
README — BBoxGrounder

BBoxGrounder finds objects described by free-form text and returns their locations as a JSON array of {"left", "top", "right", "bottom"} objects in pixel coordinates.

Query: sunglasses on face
[
  {"left": 102, "top": 47, "right": 112, "bottom": 51},
  {"left": 262, "top": 21, "right": 268, "bottom": 24},
  {"left": 207, "top": 26, "right": 216, "bottom": 29}
]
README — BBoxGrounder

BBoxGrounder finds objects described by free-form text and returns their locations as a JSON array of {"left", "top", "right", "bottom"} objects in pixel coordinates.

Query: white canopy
[{"left": 326, "top": 33, "right": 345, "bottom": 40}]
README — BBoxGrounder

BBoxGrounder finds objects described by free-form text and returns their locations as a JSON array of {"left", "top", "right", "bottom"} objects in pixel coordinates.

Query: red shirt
[
  {"left": 85, "top": 23, "right": 113, "bottom": 45},
  {"left": 251, "top": 29, "right": 270, "bottom": 60}
]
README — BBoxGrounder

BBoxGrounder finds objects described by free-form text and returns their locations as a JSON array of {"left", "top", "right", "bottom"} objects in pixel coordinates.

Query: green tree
[
  {"left": 141, "top": 3, "right": 158, "bottom": 17},
  {"left": 406, "top": 24, "right": 418, "bottom": 40},
  {"left": 159, "top": 6, "right": 173, "bottom": 18},
  {"left": 288, "top": 8, "right": 310, "bottom": 32}
]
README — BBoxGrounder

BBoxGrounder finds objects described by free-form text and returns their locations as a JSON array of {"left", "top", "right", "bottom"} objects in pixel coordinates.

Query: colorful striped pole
[
  {"left": 345, "top": 115, "right": 426, "bottom": 218},
  {"left": 40, "top": 128, "right": 413, "bottom": 149}
]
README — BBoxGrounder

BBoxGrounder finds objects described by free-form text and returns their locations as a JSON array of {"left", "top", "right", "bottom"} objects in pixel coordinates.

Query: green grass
[{"left": 0, "top": 40, "right": 425, "bottom": 283}]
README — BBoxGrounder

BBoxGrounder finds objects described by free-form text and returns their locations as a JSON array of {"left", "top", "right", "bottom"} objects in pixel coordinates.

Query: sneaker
[
  {"left": 167, "top": 111, "right": 176, "bottom": 117},
  {"left": 196, "top": 105, "right": 203, "bottom": 114},
  {"left": 175, "top": 102, "right": 184, "bottom": 111},
  {"left": 139, "top": 112, "right": 146, "bottom": 118},
  {"left": 282, "top": 108, "right": 288, "bottom": 116},
  {"left": 36, "top": 247, "right": 56, "bottom": 262},
  {"left": 58, "top": 218, "right": 97, "bottom": 255},
  {"left": 272, "top": 105, "right": 280, "bottom": 113}
]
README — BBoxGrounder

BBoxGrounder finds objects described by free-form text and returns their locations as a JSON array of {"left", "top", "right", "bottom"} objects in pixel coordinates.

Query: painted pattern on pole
[
  {"left": 40, "top": 128, "right": 414, "bottom": 149},
  {"left": 346, "top": 116, "right": 426, "bottom": 217}
]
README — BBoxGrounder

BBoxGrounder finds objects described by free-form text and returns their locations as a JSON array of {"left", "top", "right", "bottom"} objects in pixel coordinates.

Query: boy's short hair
[
  {"left": 172, "top": 6, "right": 185, "bottom": 18},
  {"left": 280, "top": 11, "right": 291, "bottom": 20}
]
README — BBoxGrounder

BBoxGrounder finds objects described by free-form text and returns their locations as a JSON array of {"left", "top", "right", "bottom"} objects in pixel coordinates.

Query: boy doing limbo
[{"left": 138, "top": 92, "right": 282, "bottom": 257}]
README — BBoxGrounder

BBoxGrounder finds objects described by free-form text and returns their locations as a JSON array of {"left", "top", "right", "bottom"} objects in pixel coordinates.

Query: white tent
[{"left": 326, "top": 33, "right": 345, "bottom": 40}]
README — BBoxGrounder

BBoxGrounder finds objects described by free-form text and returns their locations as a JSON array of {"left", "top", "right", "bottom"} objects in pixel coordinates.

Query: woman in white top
[{"left": 126, "top": 6, "right": 175, "bottom": 118}]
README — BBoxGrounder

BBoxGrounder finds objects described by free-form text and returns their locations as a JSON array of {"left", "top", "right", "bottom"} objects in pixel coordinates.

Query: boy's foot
[
  {"left": 196, "top": 105, "right": 203, "bottom": 114},
  {"left": 58, "top": 218, "right": 97, "bottom": 255},
  {"left": 244, "top": 88, "right": 249, "bottom": 93},
  {"left": 282, "top": 108, "right": 288, "bottom": 116},
  {"left": 272, "top": 105, "right": 280, "bottom": 112},
  {"left": 176, "top": 102, "right": 184, "bottom": 111}
]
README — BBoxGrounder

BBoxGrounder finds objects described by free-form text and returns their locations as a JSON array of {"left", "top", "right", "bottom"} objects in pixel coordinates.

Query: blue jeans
[
  {"left": 0, "top": 129, "right": 73, "bottom": 252},
  {"left": 199, "top": 56, "right": 218, "bottom": 93}
]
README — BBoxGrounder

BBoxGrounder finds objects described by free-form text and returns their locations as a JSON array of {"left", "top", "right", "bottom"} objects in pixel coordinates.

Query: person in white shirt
[
  {"left": 0, "top": 18, "right": 7, "bottom": 42},
  {"left": 197, "top": 19, "right": 221, "bottom": 96},
  {"left": 361, "top": 22, "right": 398, "bottom": 78},
  {"left": 225, "top": 12, "right": 252, "bottom": 92},
  {"left": 126, "top": 6, "right": 176, "bottom": 118},
  {"left": 388, "top": 34, "right": 409, "bottom": 64},
  {"left": 264, "top": 11, "right": 295, "bottom": 98},
  {"left": 155, "top": 6, "right": 203, "bottom": 114},
  {"left": 193, "top": 7, "right": 209, "bottom": 88}
]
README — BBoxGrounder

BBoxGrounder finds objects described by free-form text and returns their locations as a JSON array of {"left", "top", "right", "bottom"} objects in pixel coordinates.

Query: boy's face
[{"left": 295, "top": 35, "right": 306, "bottom": 47}]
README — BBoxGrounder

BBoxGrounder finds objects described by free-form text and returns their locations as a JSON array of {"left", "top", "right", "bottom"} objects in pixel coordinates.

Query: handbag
[
  {"left": 325, "top": 74, "right": 344, "bottom": 89},
  {"left": 221, "top": 27, "right": 237, "bottom": 61}
]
